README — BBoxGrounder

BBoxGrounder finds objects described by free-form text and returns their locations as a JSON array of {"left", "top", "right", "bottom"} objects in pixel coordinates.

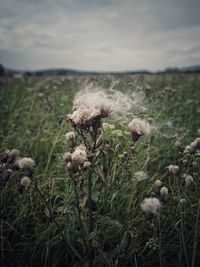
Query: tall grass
[{"left": 0, "top": 74, "right": 200, "bottom": 266}]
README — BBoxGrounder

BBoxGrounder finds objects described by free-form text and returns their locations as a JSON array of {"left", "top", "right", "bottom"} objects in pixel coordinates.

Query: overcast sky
[{"left": 0, "top": 0, "right": 200, "bottom": 71}]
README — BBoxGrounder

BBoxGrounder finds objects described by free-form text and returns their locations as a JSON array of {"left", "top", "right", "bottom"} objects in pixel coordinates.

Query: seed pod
[
  {"left": 82, "top": 161, "right": 91, "bottom": 170},
  {"left": 63, "top": 152, "right": 71, "bottom": 162},
  {"left": 182, "top": 159, "right": 189, "bottom": 167},
  {"left": 168, "top": 165, "right": 179, "bottom": 175}
]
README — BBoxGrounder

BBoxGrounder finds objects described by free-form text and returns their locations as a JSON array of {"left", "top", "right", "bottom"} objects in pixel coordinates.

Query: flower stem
[{"left": 192, "top": 200, "right": 200, "bottom": 267}]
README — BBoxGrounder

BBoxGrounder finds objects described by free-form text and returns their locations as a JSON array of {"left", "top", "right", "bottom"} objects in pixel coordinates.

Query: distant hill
[
  {"left": 1, "top": 63, "right": 200, "bottom": 77},
  {"left": 180, "top": 65, "right": 200, "bottom": 72},
  {"left": 164, "top": 65, "right": 200, "bottom": 73}
]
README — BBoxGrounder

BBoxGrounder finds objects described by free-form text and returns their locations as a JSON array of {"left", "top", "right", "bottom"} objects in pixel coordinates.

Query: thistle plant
[
  {"left": 0, "top": 149, "right": 35, "bottom": 192},
  {"left": 62, "top": 85, "right": 154, "bottom": 265}
]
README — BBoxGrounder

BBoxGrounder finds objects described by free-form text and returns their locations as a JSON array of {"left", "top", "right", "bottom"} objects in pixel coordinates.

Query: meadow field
[{"left": 0, "top": 73, "right": 200, "bottom": 267}]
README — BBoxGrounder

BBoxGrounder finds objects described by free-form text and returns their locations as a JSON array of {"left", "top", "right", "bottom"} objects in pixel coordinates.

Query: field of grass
[{"left": 0, "top": 73, "right": 200, "bottom": 267}]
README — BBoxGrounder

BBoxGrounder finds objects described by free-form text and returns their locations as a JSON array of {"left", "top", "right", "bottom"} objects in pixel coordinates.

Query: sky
[{"left": 0, "top": 0, "right": 200, "bottom": 71}]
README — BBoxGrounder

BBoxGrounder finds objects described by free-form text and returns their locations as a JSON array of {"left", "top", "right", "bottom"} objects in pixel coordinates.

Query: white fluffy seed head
[
  {"left": 185, "top": 175, "right": 194, "bottom": 186},
  {"left": 71, "top": 145, "right": 87, "bottom": 165},
  {"left": 20, "top": 176, "right": 31, "bottom": 187},
  {"left": 160, "top": 187, "right": 168, "bottom": 195},
  {"left": 184, "top": 145, "right": 196, "bottom": 154},
  {"left": 140, "top": 197, "right": 161, "bottom": 215},
  {"left": 68, "top": 83, "right": 146, "bottom": 126},
  {"left": 68, "top": 106, "right": 101, "bottom": 126},
  {"left": 66, "top": 132, "right": 75, "bottom": 141},
  {"left": 155, "top": 179, "right": 162, "bottom": 187},
  {"left": 190, "top": 140, "right": 198, "bottom": 150},
  {"left": 168, "top": 165, "right": 179, "bottom": 175},
  {"left": 18, "top": 157, "right": 35, "bottom": 170},
  {"left": 128, "top": 118, "right": 152, "bottom": 138}
]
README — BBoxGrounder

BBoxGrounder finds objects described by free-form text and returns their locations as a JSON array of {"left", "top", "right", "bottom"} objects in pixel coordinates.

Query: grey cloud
[{"left": 0, "top": 0, "right": 200, "bottom": 71}]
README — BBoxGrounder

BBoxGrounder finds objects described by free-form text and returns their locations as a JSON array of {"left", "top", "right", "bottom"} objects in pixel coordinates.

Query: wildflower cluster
[
  {"left": 62, "top": 85, "right": 155, "bottom": 261},
  {"left": 0, "top": 149, "right": 35, "bottom": 193},
  {"left": 140, "top": 179, "right": 169, "bottom": 219},
  {"left": 168, "top": 136, "right": 200, "bottom": 189}
]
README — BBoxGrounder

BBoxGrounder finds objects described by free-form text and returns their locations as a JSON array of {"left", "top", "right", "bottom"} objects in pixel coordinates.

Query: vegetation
[{"left": 0, "top": 73, "right": 200, "bottom": 266}]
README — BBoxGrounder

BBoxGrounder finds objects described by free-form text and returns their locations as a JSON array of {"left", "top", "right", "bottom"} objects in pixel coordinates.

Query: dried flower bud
[
  {"left": 128, "top": 118, "right": 152, "bottom": 142},
  {"left": 0, "top": 150, "right": 10, "bottom": 163},
  {"left": 167, "top": 165, "right": 180, "bottom": 175},
  {"left": 184, "top": 145, "right": 196, "bottom": 154},
  {"left": 154, "top": 179, "right": 162, "bottom": 195},
  {"left": 175, "top": 141, "right": 181, "bottom": 148},
  {"left": 155, "top": 179, "right": 162, "bottom": 187},
  {"left": 195, "top": 137, "right": 200, "bottom": 145},
  {"left": 63, "top": 152, "right": 71, "bottom": 162},
  {"left": 182, "top": 159, "right": 189, "bottom": 167},
  {"left": 67, "top": 162, "right": 73, "bottom": 171},
  {"left": 7, "top": 149, "right": 20, "bottom": 164},
  {"left": 83, "top": 161, "right": 91, "bottom": 170},
  {"left": 20, "top": 176, "right": 31, "bottom": 187},
  {"left": 18, "top": 157, "right": 35, "bottom": 170},
  {"left": 185, "top": 175, "right": 194, "bottom": 188},
  {"left": 10, "top": 149, "right": 20, "bottom": 157},
  {"left": 66, "top": 132, "right": 76, "bottom": 147}
]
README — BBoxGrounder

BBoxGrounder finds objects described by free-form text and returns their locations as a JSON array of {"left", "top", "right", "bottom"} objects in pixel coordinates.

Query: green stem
[
  {"left": 88, "top": 168, "right": 93, "bottom": 267},
  {"left": 72, "top": 179, "right": 87, "bottom": 250},
  {"left": 180, "top": 205, "right": 189, "bottom": 267},
  {"left": 192, "top": 200, "right": 200, "bottom": 267},
  {"left": 87, "top": 125, "right": 98, "bottom": 266},
  {"left": 158, "top": 215, "right": 162, "bottom": 267}
]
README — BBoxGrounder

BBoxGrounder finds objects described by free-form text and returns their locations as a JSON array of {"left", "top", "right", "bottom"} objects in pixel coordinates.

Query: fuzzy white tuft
[
  {"left": 140, "top": 197, "right": 161, "bottom": 215},
  {"left": 160, "top": 186, "right": 168, "bottom": 195},
  {"left": 185, "top": 175, "right": 194, "bottom": 186},
  {"left": 167, "top": 165, "right": 179, "bottom": 175},
  {"left": 128, "top": 118, "right": 152, "bottom": 136},
  {"left": 71, "top": 145, "right": 87, "bottom": 165},
  {"left": 18, "top": 157, "right": 35, "bottom": 170},
  {"left": 20, "top": 176, "right": 31, "bottom": 187},
  {"left": 155, "top": 179, "right": 162, "bottom": 187},
  {"left": 68, "top": 83, "right": 146, "bottom": 125},
  {"left": 66, "top": 132, "right": 75, "bottom": 141}
]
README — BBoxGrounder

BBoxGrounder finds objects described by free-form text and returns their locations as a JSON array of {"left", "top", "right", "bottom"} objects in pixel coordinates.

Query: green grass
[{"left": 0, "top": 74, "right": 200, "bottom": 266}]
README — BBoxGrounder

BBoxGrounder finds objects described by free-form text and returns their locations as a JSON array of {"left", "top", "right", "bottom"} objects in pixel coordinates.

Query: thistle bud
[
  {"left": 154, "top": 179, "right": 162, "bottom": 195},
  {"left": 175, "top": 141, "right": 181, "bottom": 148},
  {"left": 167, "top": 165, "right": 179, "bottom": 175},
  {"left": 66, "top": 132, "right": 76, "bottom": 147},
  {"left": 83, "top": 161, "right": 91, "bottom": 170},
  {"left": 159, "top": 186, "right": 168, "bottom": 202},
  {"left": 182, "top": 159, "right": 189, "bottom": 167},
  {"left": 185, "top": 175, "right": 194, "bottom": 188},
  {"left": 63, "top": 152, "right": 71, "bottom": 162}
]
